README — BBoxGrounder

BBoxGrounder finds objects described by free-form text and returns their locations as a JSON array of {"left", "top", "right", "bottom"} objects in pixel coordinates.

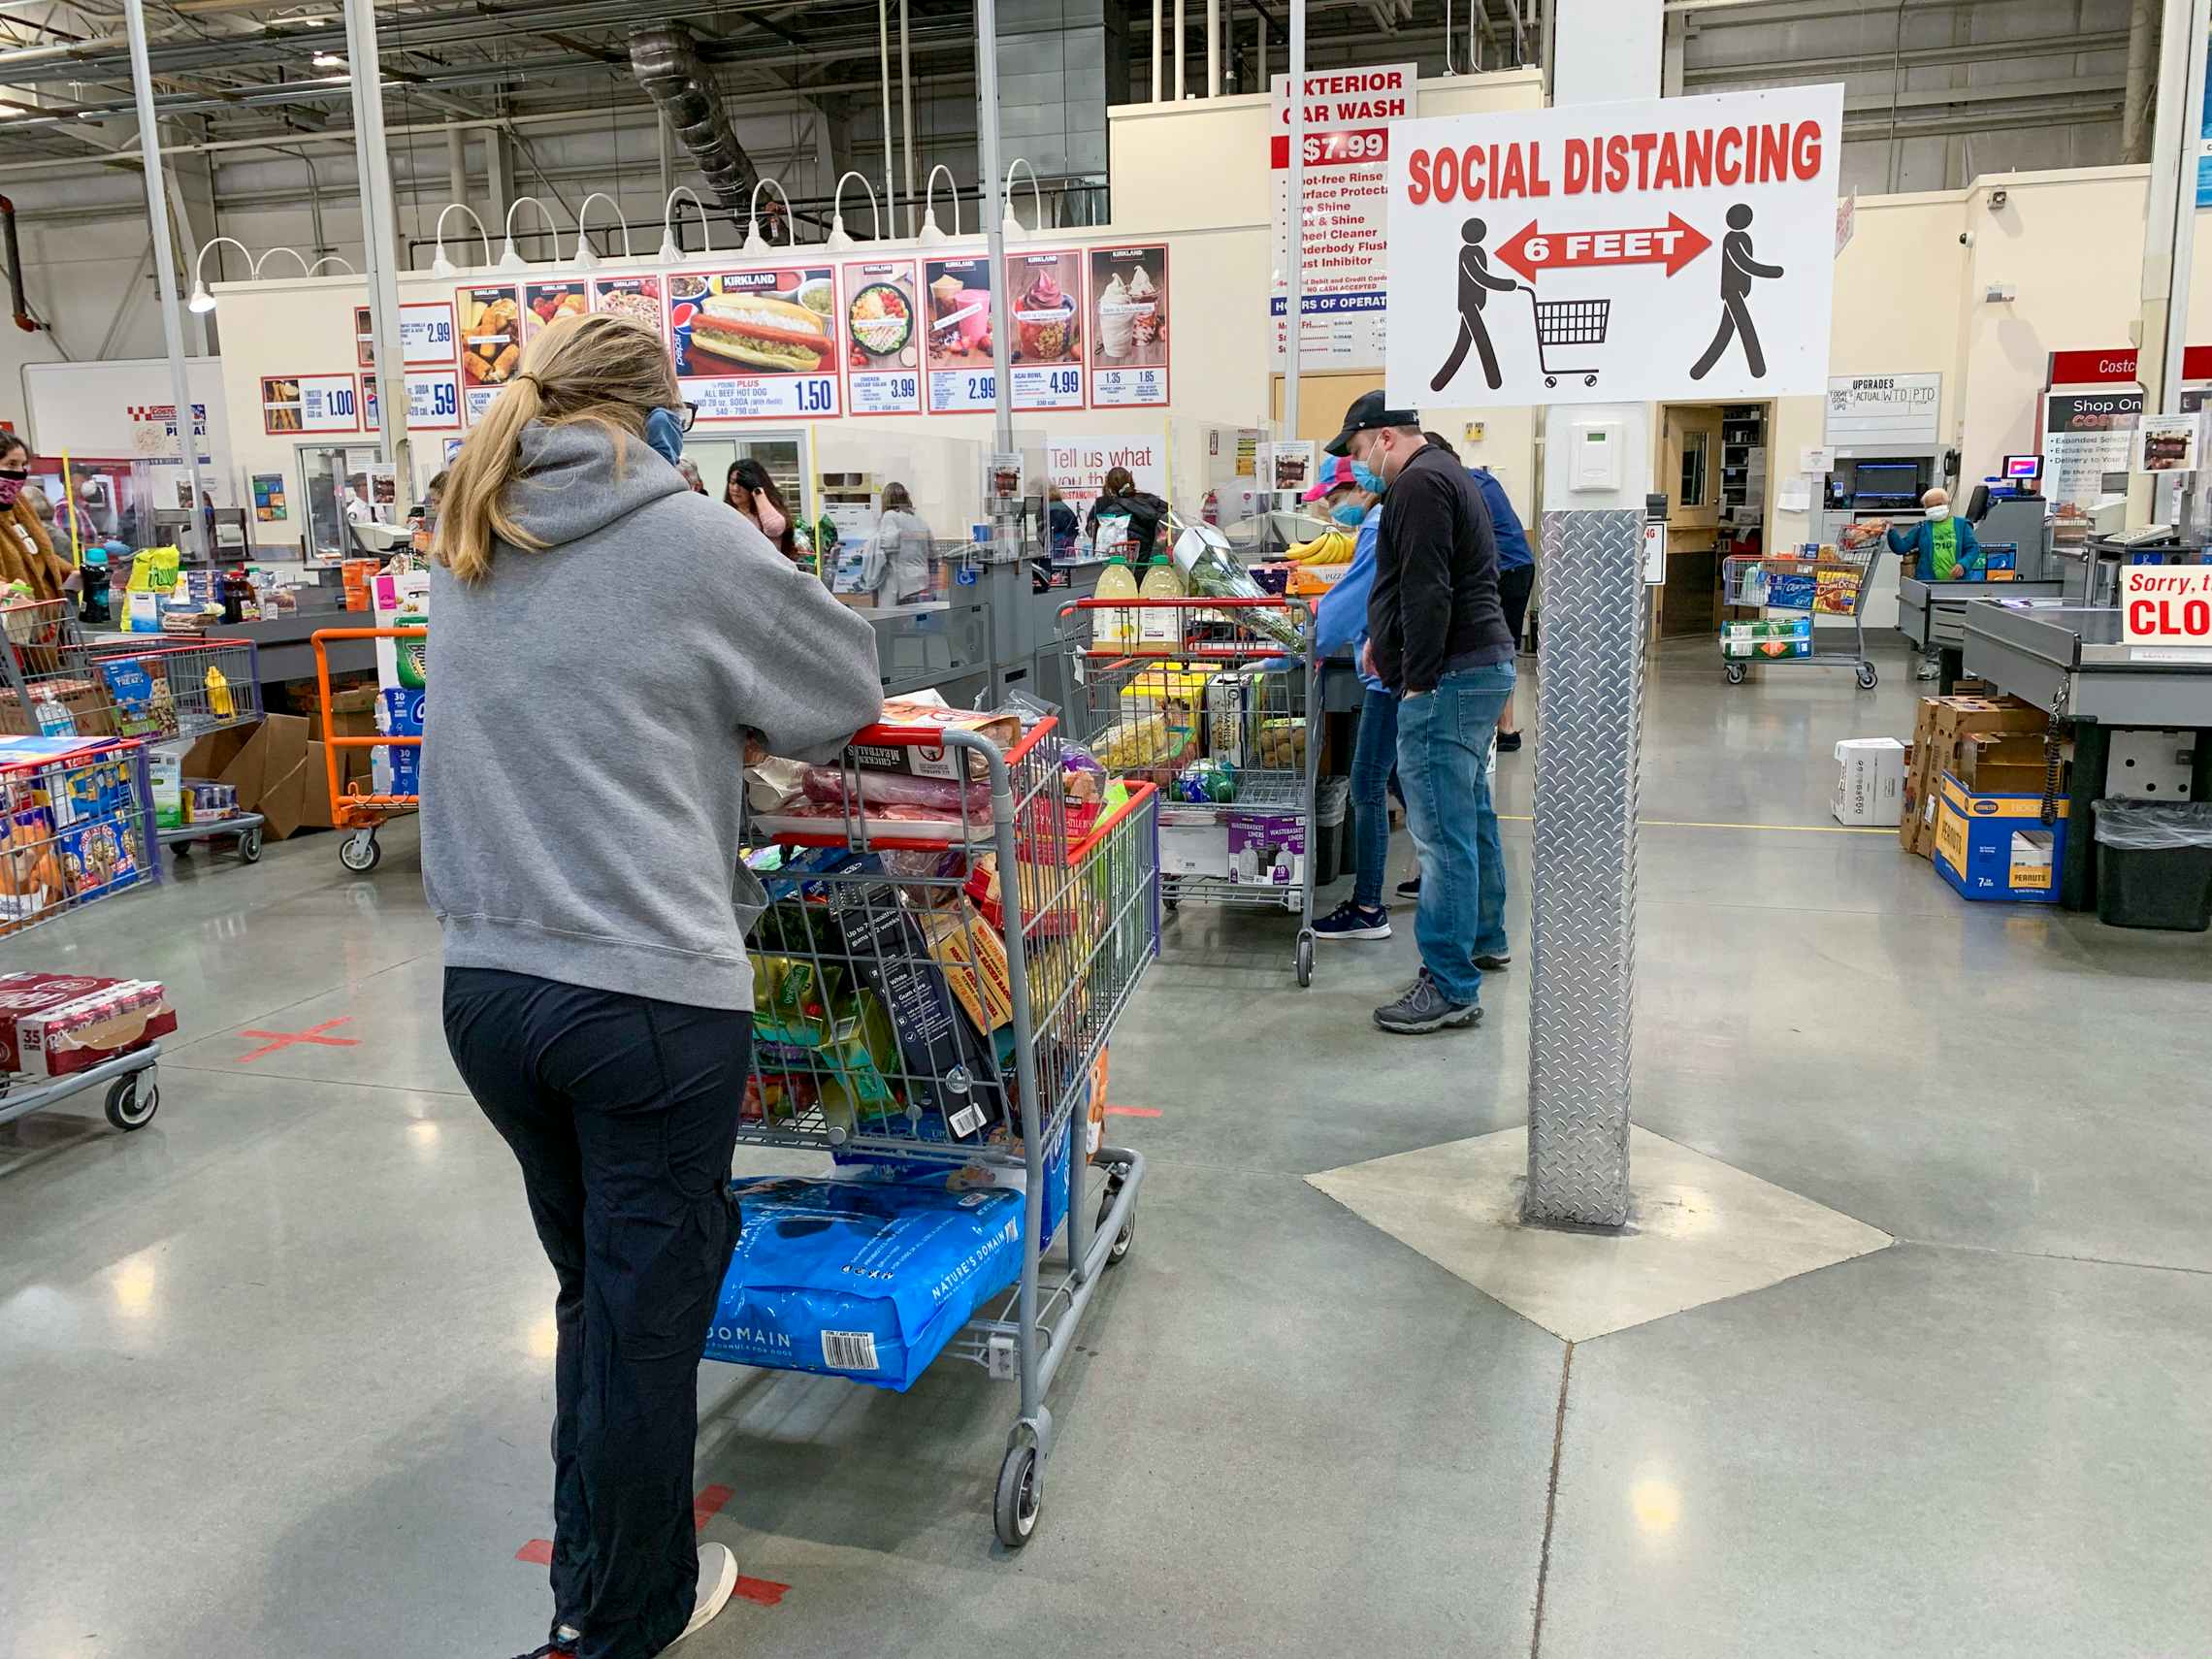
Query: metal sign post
[
  {"left": 121, "top": 0, "right": 210, "bottom": 561},
  {"left": 1283, "top": 0, "right": 1306, "bottom": 445},
  {"left": 343, "top": 0, "right": 412, "bottom": 501}
]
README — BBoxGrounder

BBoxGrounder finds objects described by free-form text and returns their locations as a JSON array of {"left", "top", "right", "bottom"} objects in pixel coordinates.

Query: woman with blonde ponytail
[{"left": 424, "top": 309, "right": 883, "bottom": 1659}]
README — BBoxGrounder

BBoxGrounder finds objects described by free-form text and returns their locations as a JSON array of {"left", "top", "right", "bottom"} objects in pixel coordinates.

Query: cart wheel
[
  {"left": 1725, "top": 662, "right": 1747, "bottom": 686},
  {"left": 993, "top": 1445, "right": 1040, "bottom": 1549},
  {"left": 1295, "top": 930, "right": 1314, "bottom": 988},
  {"left": 340, "top": 830, "right": 381, "bottom": 873},
  {"left": 1544, "top": 374, "right": 1558, "bottom": 389},
  {"left": 238, "top": 826, "right": 263, "bottom": 863},
  {"left": 105, "top": 1075, "right": 158, "bottom": 1131},
  {"left": 1097, "top": 1168, "right": 1136, "bottom": 1266},
  {"left": 170, "top": 841, "right": 189, "bottom": 860},
  {"left": 1584, "top": 374, "right": 1599, "bottom": 387},
  {"left": 1856, "top": 663, "right": 1880, "bottom": 691}
]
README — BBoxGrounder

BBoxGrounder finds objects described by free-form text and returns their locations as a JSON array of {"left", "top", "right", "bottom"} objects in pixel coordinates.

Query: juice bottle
[
  {"left": 1138, "top": 555, "right": 1185, "bottom": 652},
  {"left": 1092, "top": 555, "right": 1139, "bottom": 652}
]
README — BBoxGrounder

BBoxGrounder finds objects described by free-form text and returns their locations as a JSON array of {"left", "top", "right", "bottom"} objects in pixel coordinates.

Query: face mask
[
  {"left": 756, "top": 496, "right": 788, "bottom": 539},
  {"left": 0, "top": 471, "right": 26, "bottom": 508},
  {"left": 1925, "top": 503, "right": 1950, "bottom": 521},
  {"left": 1350, "top": 460, "right": 1385, "bottom": 496},
  {"left": 644, "top": 407, "right": 685, "bottom": 467},
  {"left": 1331, "top": 500, "right": 1368, "bottom": 527}
]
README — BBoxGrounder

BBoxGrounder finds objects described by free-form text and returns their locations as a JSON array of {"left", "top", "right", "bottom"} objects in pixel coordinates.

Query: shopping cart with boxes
[
  {"left": 728, "top": 708, "right": 1157, "bottom": 1547},
  {"left": 1720, "top": 531, "right": 1882, "bottom": 690}
]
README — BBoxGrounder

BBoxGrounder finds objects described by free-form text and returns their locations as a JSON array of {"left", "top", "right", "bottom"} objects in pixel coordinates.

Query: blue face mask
[
  {"left": 644, "top": 406, "right": 685, "bottom": 467},
  {"left": 1332, "top": 500, "right": 1369, "bottom": 527},
  {"left": 1350, "top": 460, "right": 1385, "bottom": 496}
]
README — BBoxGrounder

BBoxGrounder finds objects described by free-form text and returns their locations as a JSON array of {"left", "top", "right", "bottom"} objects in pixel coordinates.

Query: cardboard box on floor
[
  {"left": 1900, "top": 696, "right": 2052, "bottom": 860},
  {"left": 182, "top": 714, "right": 346, "bottom": 840}
]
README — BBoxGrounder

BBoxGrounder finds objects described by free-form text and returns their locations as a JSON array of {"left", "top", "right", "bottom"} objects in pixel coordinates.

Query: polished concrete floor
[{"left": 5, "top": 638, "right": 2210, "bottom": 1658}]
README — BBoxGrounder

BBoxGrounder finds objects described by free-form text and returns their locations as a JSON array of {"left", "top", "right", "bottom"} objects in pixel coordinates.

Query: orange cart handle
[{"left": 312, "top": 627, "right": 427, "bottom": 828}]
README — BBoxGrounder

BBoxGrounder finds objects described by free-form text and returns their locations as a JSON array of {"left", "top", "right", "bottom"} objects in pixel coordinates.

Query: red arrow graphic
[{"left": 1496, "top": 212, "right": 1712, "bottom": 283}]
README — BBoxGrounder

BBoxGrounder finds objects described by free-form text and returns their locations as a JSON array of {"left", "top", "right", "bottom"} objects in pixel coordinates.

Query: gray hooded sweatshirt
[{"left": 422, "top": 419, "right": 884, "bottom": 1011}]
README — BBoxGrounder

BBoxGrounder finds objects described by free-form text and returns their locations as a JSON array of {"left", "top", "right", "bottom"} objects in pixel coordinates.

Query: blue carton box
[{"left": 1932, "top": 771, "right": 2067, "bottom": 903}]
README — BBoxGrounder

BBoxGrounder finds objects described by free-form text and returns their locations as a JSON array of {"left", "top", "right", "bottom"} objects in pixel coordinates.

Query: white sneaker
[{"left": 674, "top": 1543, "right": 737, "bottom": 1645}]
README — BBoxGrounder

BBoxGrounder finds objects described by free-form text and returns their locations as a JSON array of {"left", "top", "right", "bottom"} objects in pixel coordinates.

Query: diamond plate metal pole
[{"left": 1525, "top": 508, "right": 1642, "bottom": 1227}]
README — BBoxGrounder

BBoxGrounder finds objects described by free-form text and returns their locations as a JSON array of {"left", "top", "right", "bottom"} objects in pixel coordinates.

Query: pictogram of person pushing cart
[
  {"left": 1431, "top": 217, "right": 1517, "bottom": 392},
  {"left": 1690, "top": 203, "right": 1782, "bottom": 380}
]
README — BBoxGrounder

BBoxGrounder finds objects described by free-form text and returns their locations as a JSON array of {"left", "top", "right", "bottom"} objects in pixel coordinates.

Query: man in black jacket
[{"left": 1326, "top": 390, "right": 1516, "bottom": 1033}]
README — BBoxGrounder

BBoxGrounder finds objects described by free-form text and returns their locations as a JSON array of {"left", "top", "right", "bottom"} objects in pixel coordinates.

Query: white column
[
  {"left": 1283, "top": 0, "right": 1305, "bottom": 444},
  {"left": 974, "top": 0, "right": 1013, "bottom": 450},
  {"left": 2130, "top": 0, "right": 2211, "bottom": 527},
  {"left": 344, "top": 0, "right": 411, "bottom": 496},
  {"left": 121, "top": 0, "right": 208, "bottom": 560}
]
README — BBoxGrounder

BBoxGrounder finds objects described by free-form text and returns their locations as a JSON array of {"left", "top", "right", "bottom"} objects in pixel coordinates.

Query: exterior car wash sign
[
  {"left": 1269, "top": 62, "right": 1415, "bottom": 372},
  {"left": 1384, "top": 84, "right": 1843, "bottom": 407}
]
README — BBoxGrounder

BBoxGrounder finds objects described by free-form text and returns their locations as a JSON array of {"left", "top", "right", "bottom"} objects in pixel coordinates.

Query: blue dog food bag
[{"left": 705, "top": 1175, "right": 1025, "bottom": 1391}]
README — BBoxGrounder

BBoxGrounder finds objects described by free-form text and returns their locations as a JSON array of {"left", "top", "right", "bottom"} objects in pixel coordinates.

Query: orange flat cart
[{"left": 312, "top": 627, "right": 422, "bottom": 873}]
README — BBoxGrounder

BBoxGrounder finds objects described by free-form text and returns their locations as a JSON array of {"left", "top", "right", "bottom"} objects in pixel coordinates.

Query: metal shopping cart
[
  {"left": 1061, "top": 592, "right": 1321, "bottom": 985},
  {"left": 1720, "top": 532, "right": 1882, "bottom": 690},
  {"left": 1521, "top": 285, "right": 1608, "bottom": 388},
  {"left": 733, "top": 713, "right": 1157, "bottom": 1547}
]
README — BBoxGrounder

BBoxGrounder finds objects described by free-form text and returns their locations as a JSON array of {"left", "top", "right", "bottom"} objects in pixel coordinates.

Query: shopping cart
[
  {"left": 312, "top": 627, "right": 421, "bottom": 872},
  {"left": 1521, "top": 285, "right": 1608, "bottom": 388},
  {"left": 0, "top": 599, "right": 263, "bottom": 745},
  {"left": 0, "top": 736, "right": 167, "bottom": 1135},
  {"left": 1060, "top": 591, "right": 1320, "bottom": 985},
  {"left": 1720, "top": 535, "right": 1881, "bottom": 689},
  {"left": 732, "top": 713, "right": 1157, "bottom": 1547}
]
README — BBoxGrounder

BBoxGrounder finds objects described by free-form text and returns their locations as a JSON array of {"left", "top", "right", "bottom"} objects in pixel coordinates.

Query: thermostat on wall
[{"left": 1570, "top": 418, "right": 1623, "bottom": 492}]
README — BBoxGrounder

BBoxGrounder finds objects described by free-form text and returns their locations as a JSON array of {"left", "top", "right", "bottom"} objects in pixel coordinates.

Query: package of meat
[
  {"left": 800, "top": 766, "right": 992, "bottom": 816},
  {"left": 848, "top": 700, "right": 1023, "bottom": 781}
]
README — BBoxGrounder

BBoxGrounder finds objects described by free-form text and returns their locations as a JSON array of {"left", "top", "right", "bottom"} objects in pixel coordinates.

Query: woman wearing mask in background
[
  {"left": 0, "top": 436, "right": 76, "bottom": 602},
  {"left": 724, "top": 458, "right": 802, "bottom": 566},
  {"left": 425, "top": 311, "right": 884, "bottom": 1659},
  {"left": 873, "top": 480, "right": 935, "bottom": 604}
]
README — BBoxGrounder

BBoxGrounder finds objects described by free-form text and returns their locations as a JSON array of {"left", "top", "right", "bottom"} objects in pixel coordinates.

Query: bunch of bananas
[{"left": 1285, "top": 527, "right": 1356, "bottom": 566}]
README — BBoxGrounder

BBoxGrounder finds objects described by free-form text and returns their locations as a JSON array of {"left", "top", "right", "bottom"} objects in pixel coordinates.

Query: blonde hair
[{"left": 433, "top": 310, "right": 679, "bottom": 582}]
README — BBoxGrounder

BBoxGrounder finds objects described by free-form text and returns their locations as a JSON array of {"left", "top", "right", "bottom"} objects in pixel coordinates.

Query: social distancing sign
[{"left": 1384, "top": 85, "right": 1843, "bottom": 407}]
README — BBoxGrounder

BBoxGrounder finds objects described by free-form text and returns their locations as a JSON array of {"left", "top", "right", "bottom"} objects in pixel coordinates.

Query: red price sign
[{"left": 1270, "top": 127, "right": 1390, "bottom": 169}]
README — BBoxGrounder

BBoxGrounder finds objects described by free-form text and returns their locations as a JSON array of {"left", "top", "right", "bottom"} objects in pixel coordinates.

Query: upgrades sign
[{"left": 1384, "top": 84, "right": 1842, "bottom": 407}]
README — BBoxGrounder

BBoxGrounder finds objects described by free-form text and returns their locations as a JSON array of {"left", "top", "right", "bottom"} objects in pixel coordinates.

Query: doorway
[
  {"left": 1653, "top": 400, "right": 1770, "bottom": 638},
  {"left": 685, "top": 428, "right": 810, "bottom": 520},
  {"left": 298, "top": 442, "right": 387, "bottom": 561}
]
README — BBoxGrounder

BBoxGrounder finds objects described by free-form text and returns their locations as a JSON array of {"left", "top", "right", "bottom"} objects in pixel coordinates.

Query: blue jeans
[
  {"left": 1395, "top": 662, "right": 1514, "bottom": 1005},
  {"left": 1350, "top": 687, "right": 1398, "bottom": 909}
]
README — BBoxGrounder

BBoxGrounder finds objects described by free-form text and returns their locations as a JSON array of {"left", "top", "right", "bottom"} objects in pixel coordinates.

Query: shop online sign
[
  {"left": 1384, "top": 84, "right": 1842, "bottom": 407},
  {"left": 2122, "top": 566, "right": 2212, "bottom": 661}
]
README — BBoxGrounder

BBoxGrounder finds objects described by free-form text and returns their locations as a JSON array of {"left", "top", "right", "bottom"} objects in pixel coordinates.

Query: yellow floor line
[{"left": 1496, "top": 814, "right": 1890, "bottom": 835}]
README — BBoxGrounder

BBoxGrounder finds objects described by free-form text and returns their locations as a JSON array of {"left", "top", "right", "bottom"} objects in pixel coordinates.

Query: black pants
[{"left": 443, "top": 967, "right": 751, "bottom": 1659}]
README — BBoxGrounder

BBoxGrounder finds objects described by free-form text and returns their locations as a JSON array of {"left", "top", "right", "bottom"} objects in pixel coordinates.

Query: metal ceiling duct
[{"left": 629, "top": 23, "right": 754, "bottom": 218}]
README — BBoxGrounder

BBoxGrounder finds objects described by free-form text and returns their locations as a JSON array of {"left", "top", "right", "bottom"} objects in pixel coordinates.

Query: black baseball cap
[{"left": 1323, "top": 389, "right": 1419, "bottom": 456}]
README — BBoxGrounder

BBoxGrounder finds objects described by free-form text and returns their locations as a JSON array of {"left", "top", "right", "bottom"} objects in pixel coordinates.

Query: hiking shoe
[
  {"left": 1314, "top": 900, "right": 1390, "bottom": 940},
  {"left": 676, "top": 1544, "right": 738, "bottom": 1644},
  {"left": 1475, "top": 951, "right": 1512, "bottom": 971},
  {"left": 1495, "top": 730, "right": 1523, "bottom": 752},
  {"left": 1396, "top": 875, "right": 1421, "bottom": 899},
  {"left": 509, "top": 1641, "right": 575, "bottom": 1659},
  {"left": 1374, "top": 974, "right": 1480, "bottom": 1034}
]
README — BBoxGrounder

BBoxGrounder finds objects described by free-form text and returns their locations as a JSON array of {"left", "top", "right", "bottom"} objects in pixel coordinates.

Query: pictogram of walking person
[
  {"left": 1432, "top": 216, "right": 1517, "bottom": 393},
  {"left": 1691, "top": 203, "right": 1782, "bottom": 380}
]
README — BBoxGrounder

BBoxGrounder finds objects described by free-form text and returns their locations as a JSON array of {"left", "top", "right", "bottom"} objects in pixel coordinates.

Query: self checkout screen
[{"left": 2002, "top": 454, "right": 2042, "bottom": 481}]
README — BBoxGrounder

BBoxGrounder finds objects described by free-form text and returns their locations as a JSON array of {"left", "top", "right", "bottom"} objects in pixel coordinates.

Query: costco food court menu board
[
  {"left": 668, "top": 267, "right": 840, "bottom": 419},
  {"left": 457, "top": 282, "right": 521, "bottom": 424},
  {"left": 1005, "top": 249, "right": 1085, "bottom": 409},
  {"left": 924, "top": 255, "right": 996, "bottom": 412},
  {"left": 260, "top": 374, "right": 359, "bottom": 435},
  {"left": 521, "top": 278, "right": 588, "bottom": 345},
  {"left": 1090, "top": 244, "right": 1168, "bottom": 407},
  {"left": 840, "top": 259, "right": 922, "bottom": 415}
]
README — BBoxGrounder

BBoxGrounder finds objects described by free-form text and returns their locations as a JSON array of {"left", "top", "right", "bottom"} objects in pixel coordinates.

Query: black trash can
[{"left": 2093, "top": 799, "right": 2212, "bottom": 931}]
